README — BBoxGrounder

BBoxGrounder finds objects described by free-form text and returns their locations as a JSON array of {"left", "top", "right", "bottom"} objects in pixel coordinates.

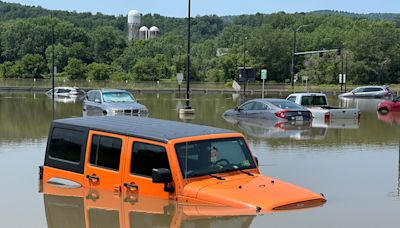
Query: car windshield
[
  {"left": 301, "top": 96, "right": 327, "bottom": 106},
  {"left": 102, "top": 92, "right": 135, "bottom": 103},
  {"left": 270, "top": 101, "right": 304, "bottom": 110},
  {"left": 174, "top": 137, "right": 256, "bottom": 178}
]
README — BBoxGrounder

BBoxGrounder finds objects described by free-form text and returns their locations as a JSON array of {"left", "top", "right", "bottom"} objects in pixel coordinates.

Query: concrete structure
[
  {"left": 149, "top": 26, "right": 161, "bottom": 39},
  {"left": 139, "top": 26, "right": 149, "bottom": 40},
  {"left": 128, "top": 10, "right": 141, "bottom": 41}
]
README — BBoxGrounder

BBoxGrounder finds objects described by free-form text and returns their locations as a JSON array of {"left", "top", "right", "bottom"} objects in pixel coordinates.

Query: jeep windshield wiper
[
  {"left": 208, "top": 174, "right": 225, "bottom": 180},
  {"left": 231, "top": 166, "right": 254, "bottom": 176}
]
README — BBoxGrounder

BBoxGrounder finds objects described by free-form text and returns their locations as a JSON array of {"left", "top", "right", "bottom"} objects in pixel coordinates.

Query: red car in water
[{"left": 377, "top": 96, "right": 400, "bottom": 113}]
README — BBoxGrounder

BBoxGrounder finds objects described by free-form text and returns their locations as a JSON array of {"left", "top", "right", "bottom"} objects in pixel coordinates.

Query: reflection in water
[
  {"left": 43, "top": 183, "right": 255, "bottom": 228},
  {"left": 222, "top": 116, "right": 327, "bottom": 140},
  {"left": 377, "top": 111, "right": 400, "bottom": 127},
  {"left": 2, "top": 92, "right": 400, "bottom": 227},
  {"left": 45, "top": 94, "right": 85, "bottom": 104},
  {"left": 339, "top": 97, "right": 386, "bottom": 113}
]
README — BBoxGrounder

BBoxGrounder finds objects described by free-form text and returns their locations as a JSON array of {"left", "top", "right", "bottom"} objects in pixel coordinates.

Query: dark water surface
[{"left": 0, "top": 92, "right": 399, "bottom": 228}]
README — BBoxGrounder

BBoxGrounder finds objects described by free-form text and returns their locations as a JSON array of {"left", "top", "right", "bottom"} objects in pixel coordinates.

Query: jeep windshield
[
  {"left": 103, "top": 92, "right": 136, "bottom": 103},
  {"left": 174, "top": 137, "right": 256, "bottom": 179}
]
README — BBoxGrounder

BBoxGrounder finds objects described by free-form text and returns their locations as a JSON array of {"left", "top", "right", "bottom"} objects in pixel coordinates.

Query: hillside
[{"left": 0, "top": 1, "right": 399, "bottom": 85}]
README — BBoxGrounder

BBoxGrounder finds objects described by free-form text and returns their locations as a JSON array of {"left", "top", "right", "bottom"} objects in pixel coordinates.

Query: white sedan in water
[{"left": 46, "top": 87, "right": 86, "bottom": 97}]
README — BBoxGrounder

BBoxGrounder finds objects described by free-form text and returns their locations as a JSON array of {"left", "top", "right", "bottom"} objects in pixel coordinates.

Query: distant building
[
  {"left": 128, "top": 10, "right": 141, "bottom": 41},
  {"left": 128, "top": 10, "right": 161, "bottom": 41}
]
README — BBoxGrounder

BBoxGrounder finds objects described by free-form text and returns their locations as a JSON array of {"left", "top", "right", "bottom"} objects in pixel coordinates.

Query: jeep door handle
[
  {"left": 86, "top": 174, "right": 100, "bottom": 182},
  {"left": 124, "top": 183, "right": 139, "bottom": 190}
]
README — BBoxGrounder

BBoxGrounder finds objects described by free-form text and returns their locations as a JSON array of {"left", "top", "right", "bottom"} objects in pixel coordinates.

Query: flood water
[{"left": 0, "top": 92, "right": 399, "bottom": 228}]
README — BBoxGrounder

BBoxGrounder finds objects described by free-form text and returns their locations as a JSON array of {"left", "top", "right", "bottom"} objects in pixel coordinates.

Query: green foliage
[
  {"left": 87, "top": 62, "right": 113, "bottom": 80},
  {"left": 90, "top": 26, "right": 126, "bottom": 64},
  {"left": 1, "top": 1, "right": 400, "bottom": 84},
  {"left": 45, "top": 43, "right": 68, "bottom": 72},
  {"left": 20, "top": 54, "right": 47, "bottom": 78},
  {"left": 64, "top": 58, "right": 87, "bottom": 80}
]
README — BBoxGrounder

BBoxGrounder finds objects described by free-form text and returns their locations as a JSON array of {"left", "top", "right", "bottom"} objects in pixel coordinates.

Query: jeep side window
[
  {"left": 48, "top": 127, "right": 84, "bottom": 163},
  {"left": 131, "top": 142, "right": 170, "bottom": 177},
  {"left": 89, "top": 135, "right": 122, "bottom": 171}
]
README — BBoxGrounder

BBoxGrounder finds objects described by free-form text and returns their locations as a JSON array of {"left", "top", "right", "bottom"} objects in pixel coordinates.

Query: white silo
[
  {"left": 139, "top": 26, "right": 149, "bottom": 40},
  {"left": 128, "top": 10, "right": 141, "bottom": 41},
  {"left": 149, "top": 26, "right": 160, "bottom": 39}
]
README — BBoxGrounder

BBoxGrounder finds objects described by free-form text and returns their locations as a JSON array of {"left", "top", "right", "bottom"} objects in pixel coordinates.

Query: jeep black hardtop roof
[{"left": 53, "top": 116, "right": 235, "bottom": 143}]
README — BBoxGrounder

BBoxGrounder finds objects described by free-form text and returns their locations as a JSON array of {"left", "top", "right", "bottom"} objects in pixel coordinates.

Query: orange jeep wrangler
[{"left": 41, "top": 116, "right": 325, "bottom": 214}]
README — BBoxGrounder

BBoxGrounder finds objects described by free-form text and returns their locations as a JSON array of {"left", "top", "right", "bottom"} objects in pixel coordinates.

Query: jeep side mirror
[
  {"left": 254, "top": 156, "right": 259, "bottom": 166},
  {"left": 152, "top": 168, "right": 172, "bottom": 183},
  {"left": 152, "top": 168, "right": 174, "bottom": 193}
]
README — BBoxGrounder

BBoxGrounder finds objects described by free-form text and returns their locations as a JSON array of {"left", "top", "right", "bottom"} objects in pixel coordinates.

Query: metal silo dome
[
  {"left": 139, "top": 26, "right": 149, "bottom": 40},
  {"left": 128, "top": 10, "right": 141, "bottom": 24},
  {"left": 149, "top": 26, "right": 160, "bottom": 39},
  {"left": 149, "top": 26, "right": 160, "bottom": 32},
  {"left": 139, "top": 26, "right": 149, "bottom": 31}
]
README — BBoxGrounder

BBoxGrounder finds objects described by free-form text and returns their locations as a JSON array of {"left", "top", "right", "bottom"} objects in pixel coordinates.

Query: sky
[{"left": 5, "top": 0, "right": 400, "bottom": 17}]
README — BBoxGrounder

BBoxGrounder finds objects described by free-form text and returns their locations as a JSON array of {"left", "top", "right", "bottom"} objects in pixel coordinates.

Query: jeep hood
[{"left": 182, "top": 174, "right": 325, "bottom": 213}]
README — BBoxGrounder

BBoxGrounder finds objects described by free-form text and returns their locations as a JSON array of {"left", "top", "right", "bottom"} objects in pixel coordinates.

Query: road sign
[
  {"left": 261, "top": 69, "right": 267, "bottom": 80},
  {"left": 232, "top": 80, "right": 241, "bottom": 92},
  {"left": 177, "top": 73, "right": 184, "bottom": 85},
  {"left": 339, "top": 74, "right": 346, "bottom": 84}
]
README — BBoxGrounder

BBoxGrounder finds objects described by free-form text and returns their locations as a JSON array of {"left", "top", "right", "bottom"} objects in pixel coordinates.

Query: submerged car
[
  {"left": 40, "top": 116, "right": 326, "bottom": 214},
  {"left": 83, "top": 89, "right": 148, "bottom": 116},
  {"left": 46, "top": 87, "right": 86, "bottom": 97},
  {"left": 339, "top": 86, "right": 392, "bottom": 98},
  {"left": 377, "top": 96, "right": 400, "bottom": 113},
  {"left": 223, "top": 98, "right": 312, "bottom": 122}
]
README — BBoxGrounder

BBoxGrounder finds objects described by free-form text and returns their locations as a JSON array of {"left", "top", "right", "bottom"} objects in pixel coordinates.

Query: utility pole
[
  {"left": 291, "top": 30, "right": 296, "bottom": 90},
  {"left": 185, "top": 0, "right": 191, "bottom": 109},
  {"left": 243, "top": 36, "right": 247, "bottom": 96},
  {"left": 341, "top": 48, "right": 344, "bottom": 93},
  {"left": 291, "top": 25, "right": 309, "bottom": 91},
  {"left": 51, "top": 15, "right": 55, "bottom": 120}
]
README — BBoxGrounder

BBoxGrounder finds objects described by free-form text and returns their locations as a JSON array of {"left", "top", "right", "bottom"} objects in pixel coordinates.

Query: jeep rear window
[
  {"left": 48, "top": 128, "right": 83, "bottom": 163},
  {"left": 175, "top": 137, "right": 256, "bottom": 179}
]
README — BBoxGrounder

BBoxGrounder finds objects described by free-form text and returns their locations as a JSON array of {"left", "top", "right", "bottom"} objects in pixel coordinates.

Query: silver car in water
[
  {"left": 223, "top": 98, "right": 312, "bottom": 122},
  {"left": 83, "top": 89, "right": 148, "bottom": 116},
  {"left": 338, "top": 86, "right": 392, "bottom": 98}
]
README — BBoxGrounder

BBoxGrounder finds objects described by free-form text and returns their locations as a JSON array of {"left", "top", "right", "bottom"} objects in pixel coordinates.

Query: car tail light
[
  {"left": 275, "top": 110, "right": 288, "bottom": 119},
  {"left": 324, "top": 112, "right": 330, "bottom": 123}
]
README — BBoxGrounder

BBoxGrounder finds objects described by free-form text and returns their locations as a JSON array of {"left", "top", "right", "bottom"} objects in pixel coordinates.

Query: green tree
[
  {"left": 20, "top": 54, "right": 47, "bottom": 78},
  {"left": 87, "top": 63, "right": 113, "bottom": 80},
  {"left": 90, "top": 26, "right": 126, "bottom": 64},
  {"left": 45, "top": 43, "right": 68, "bottom": 72},
  {"left": 64, "top": 58, "right": 87, "bottom": 80}
]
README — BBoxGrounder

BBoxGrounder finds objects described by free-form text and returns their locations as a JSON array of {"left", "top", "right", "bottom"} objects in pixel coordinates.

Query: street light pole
[
  {"left": 243, "top": 36, "right": 247, "bottom": 96},
  {"left": 291, "top": 25, "right": 309, "bottom": 91},
  {"left": 51, "top": 15, "right": 55, "bottom": 120},
  {"left": 185, "top": 0, "right": 191, "bottom": 109},
  {"left": 291, "top": 30, "right": 296, "bottom": 90}
]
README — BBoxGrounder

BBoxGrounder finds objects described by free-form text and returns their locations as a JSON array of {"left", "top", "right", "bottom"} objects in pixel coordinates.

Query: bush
[{"left": 87, "top": 63, "right": 113, "bottom": 80}]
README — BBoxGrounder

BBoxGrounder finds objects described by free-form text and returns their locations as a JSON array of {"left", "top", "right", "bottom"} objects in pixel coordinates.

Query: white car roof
[{"left": 287, "top": 93, "right": 327, "bottom": 97}]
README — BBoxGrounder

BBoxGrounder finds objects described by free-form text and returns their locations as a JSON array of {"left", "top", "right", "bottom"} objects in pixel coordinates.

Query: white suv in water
[
  {"left": 339, "top": 86, "right": 393, "bottom": 98},
  {"left": 83, "top": 89, "right": 148, "bottom": 116}
]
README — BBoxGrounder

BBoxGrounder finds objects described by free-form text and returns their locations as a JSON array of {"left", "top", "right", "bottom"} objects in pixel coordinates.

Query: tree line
[{"left": 0, "top": 1, "right": 400, "bottom": 84}]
